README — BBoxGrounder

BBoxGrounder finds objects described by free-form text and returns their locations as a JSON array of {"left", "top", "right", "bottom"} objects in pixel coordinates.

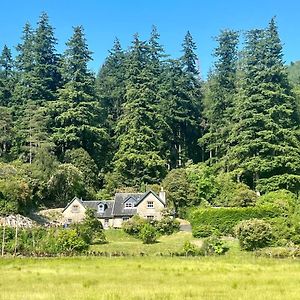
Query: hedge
[{"left": 189, "top": 206, "right": 281, "bottom": 235}]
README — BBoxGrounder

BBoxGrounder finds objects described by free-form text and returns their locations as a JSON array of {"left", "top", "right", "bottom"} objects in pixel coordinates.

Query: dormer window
[
  {"left": 125, "top": 202, "right": 133, "bottom": 209},
  {"left": 98, "top": 203, "right": 105, "bottom": 213}
]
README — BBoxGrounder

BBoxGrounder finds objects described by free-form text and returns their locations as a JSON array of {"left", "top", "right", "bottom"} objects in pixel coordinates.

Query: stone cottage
[{"left": 62, "top": 189, "right": 166, "bottom": 228}]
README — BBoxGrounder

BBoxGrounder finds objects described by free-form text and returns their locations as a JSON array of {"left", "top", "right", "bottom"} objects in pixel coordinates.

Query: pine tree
[
  {"left": 201, "top": 30, "right": 239, "bottom": 165},
  {"left": 228, "top": 19, "right": 300, "bottom": 193},
  {"left": 113, "top": 34, "right": 167, "bottom": 186},
  {"left": 33, "top": 12, "right": 61, "bottom": 102},
  {"left": 96, "top": 38, "right": 126, "bottom": 130},
  {"left": 51, "top": 26, "right": 108, "bottom": 167},
  {"left": 0, "top": 45, "right": 15, "bottom": 106},
  {"left": 163, "top": 31, "right": 202, "bottom": 166}
]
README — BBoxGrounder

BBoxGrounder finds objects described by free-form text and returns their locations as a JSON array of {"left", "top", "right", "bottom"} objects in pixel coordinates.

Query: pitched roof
[
  {"left": 62, "top": 196, "right": 83, "bottom": 213},
  {"left": 112, "top": 193, "right": 142, "bottom": 216},
  {"left": 82, "top": 200, "right": 114, "bottom": 218},
  {"left": 63, "top": 190, "right": 165, "bottom": 218}
]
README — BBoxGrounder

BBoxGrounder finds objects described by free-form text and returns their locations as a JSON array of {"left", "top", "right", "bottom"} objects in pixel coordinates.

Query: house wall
[
  {"left": 99, "top": 218, "right": 114, "bottom": 229},
  {"left": 62, "top": 198, "right": 86, "bottom": 223},
  {"left": 136, "top": 193, "right": 165, "bottom": 220}
]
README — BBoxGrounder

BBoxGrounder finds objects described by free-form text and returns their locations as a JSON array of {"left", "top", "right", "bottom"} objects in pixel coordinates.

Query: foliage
[
  {"left": 202, "top": 235, "right": 229, "bottom": 255},
  {"left": 235, "top": 219, "right": 273, "bottom": 251},
  {"left": 73, "top": 208, "right": 106, "bottom": 245},
  {"left": 189, "top": 206, "right": 280, "bottom": 235},
  {"left": 122, "top": 215, "right": 147, "bottom": 236},
  {"left": 139, "top": 223, "right": 158, "bottom": 244},
  {"left": 256, "top": 189, "right": 298, "bottom": 216},
  {"left": 155, "top": 217, "right": 180, "bottom": 235},
  {"left": 57, "top": 229, "right": 88, "bottom": 253},
  {"left": 192, "top": 224, "right": 219, "bottom": 238}
]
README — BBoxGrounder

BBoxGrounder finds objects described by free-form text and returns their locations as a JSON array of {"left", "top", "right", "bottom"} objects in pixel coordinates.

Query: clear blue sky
[{"left": 1, "top": 0, "right": 300, "bottom": 78}]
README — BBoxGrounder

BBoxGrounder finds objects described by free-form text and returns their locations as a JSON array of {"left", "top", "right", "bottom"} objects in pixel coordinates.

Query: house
[{"left": 62, "top": 189, "right": 166, "bottom": 228}]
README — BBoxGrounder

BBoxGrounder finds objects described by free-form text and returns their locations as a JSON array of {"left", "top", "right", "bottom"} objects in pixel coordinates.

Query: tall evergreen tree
[
  {"left": 113, "top": 34, "right": 167, "bottom": 186},
  {"left": 201, "top": 30, "right": 239, "bottom": 165},
  {"left": 0, "top": 45, "right": 15, "bottom": 106},
  {"left": 96, "top": 38, "right": 126, "bottom": 130},
  {"left": 228, "top": 19, "right": 300, "bottom": 193},
  {"left": 51, "top": 26, "right": 107, "bottom": 168}
]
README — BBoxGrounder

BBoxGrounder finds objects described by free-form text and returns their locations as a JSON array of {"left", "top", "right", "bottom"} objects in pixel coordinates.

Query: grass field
[{"left": 1, "top": 230, "right": 300, "bottom": 300}]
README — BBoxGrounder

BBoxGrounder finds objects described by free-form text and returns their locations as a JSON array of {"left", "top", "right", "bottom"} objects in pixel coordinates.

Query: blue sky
[{"left": 1, "top": 0, "right": 300, "bottom": 77}]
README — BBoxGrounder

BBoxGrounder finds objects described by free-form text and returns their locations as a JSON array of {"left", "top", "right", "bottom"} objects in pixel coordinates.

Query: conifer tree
[
  {"left": 162, "top": 31, "right": 202, "bottom": 167},
  {"left": 51, "top": 26, "right": 107, "bottom": 167},
  {"left": 201, "top": 30, "right": 239, "bottom": 165},
  {"left": 0, "top": 45, "right": 15, "bottom": 106},
  {"left": 228, "top": 19, "right": 300, "bottom": 193},
  {"left": 113, "top": 34, "right": 167, "bottom": 186},
  {"left": 96, "top": 38, "right": 126, "bottom": 131}
]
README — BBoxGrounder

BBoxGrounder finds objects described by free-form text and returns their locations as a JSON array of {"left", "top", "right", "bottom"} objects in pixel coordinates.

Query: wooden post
[
  {"left": 13, "top": 224, "right": 18, "bottom": 257},
  {"left": 1, "top": 224, "right": 5, "bottom": 257}
]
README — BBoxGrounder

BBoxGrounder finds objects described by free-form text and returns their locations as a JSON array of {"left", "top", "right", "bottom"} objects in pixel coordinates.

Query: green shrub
[
  {"left": 255, "top": 247, "right": 300, "bottom": 258},
  {"left": 139, "top": 224, "right": 157, "bottom": 244},
  {"left": 202, "top": 235, "right": 229, "bottom": 255},
  {"left": 122, "top": 215, "right": 147, "bottom": 236},
  {"left": 256, "top": 190, "right": 297, "bottom": 216},
  {"left": 57, "top": 229, "right": 88, "bottom": 253},
  {"left": 73, "top": 208, "right": 106, "bottom": 245},
  {"left": 192, "top": 224, "right": 219, "bottom": 238},
  {"left": 189, "top": 206, "right": 280, "bottom": 235},
  {"left": 235, "top": 219, "right": 273, "bottom": 251},
  {"left": 182, "top": 241, "right": 203, "bottom": 256},
  {"left": 155, "top": 217, "right": 180, "bottom": 235}
]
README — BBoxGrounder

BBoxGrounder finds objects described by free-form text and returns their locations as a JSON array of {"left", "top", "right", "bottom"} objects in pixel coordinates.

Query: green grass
[
  {"left": 91, "top": 229, "right": 195, "bottom": 255},
  {"left": 1, "top": 230, "right": 300, "bottom": 299},
  {"left": 1, "top": 255, "right": 300, "bottom": 299}
]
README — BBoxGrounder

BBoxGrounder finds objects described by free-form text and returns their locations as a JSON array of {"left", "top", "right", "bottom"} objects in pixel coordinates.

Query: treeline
[{"left": 0, "top": 13, "right": 299, "bottom": 213}]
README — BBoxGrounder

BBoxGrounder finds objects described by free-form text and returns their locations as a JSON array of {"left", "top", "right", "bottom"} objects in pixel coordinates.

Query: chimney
[{"left": 159, "top": 187, "right": 166, "bottom": 205}]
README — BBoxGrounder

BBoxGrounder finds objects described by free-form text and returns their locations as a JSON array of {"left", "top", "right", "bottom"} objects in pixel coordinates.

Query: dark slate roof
[
  {"left": 63, "top": 190, "right": 165, "bottom": 218},
  {"left": 82, "top": 200, "right": 114, "bottom": 218},
  {"left": 112, "top": 193, "right": 143, "bottom": 216}
]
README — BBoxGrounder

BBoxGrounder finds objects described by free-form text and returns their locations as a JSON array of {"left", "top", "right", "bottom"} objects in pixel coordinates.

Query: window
[
  {"left": 67, "top": 218, "right": 72, "bottom": 223},
  {"left": 104, "top": 219, "right": 109, "bottom": 227},
  {"left": 71, "top": 205, "right": 79, "bottom": 213},
  {"left": 125, "top": 202, "right": 133, "bottom": 209},
  {"left": 147, "top": 201, "right": 154, "bottom": 208},
  {"left": 147, "top": 216, "right": 154, "bottom": 220},
  {"left": 98, "top": 204, "right": 105, "bottom": 213},
  {"left": 122, "top": 217, "right": 129, "bottom": 221}
]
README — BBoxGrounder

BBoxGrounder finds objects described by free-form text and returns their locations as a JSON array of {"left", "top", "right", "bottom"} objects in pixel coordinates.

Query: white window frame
[
  {"left": 147, "top": 216, "right": 154, "bottom": 220},
  {"left": 125, "top": 202, "right": 133, "bottom": 209},
  {"left": 147, "top": 201, "right": 154, "bottom": 209},
  {"left": 98, "top": 204, "right": 105, "bottom": 213}
]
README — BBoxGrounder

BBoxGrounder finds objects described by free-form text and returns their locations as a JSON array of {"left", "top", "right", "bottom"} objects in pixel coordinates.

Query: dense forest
[{"left": 1, "top": 13, "right": 300, "bottom": 214}]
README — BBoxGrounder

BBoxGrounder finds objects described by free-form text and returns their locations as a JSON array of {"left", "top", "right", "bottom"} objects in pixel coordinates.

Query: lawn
[
  {"left": 1, "top": 255, "right": 300, "bottom": 300},
  {"left": 1, "top": 230, "right": 300, "bottom": 299},
  {"left": 90, "top": 229, "right": 196, "bottom": 255}
]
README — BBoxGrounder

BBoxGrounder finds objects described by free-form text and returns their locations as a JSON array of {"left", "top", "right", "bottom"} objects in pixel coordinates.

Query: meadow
[{"left": 1, "top": 230, "right": 300, "bottom": 299}]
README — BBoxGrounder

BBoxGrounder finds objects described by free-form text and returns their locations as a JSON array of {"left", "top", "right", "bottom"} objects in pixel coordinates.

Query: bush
[
  {"left": 122, "top": 215, "right": 146, "bottom": 236},
  {"left": 182, "top": 241, "right": 204, "bottom": 256},
  {"left": 139, "top": 224, "right": 157, "bottom": 244},
  {"left": 155, "top": 217, "right": 180, "bottom": 235},
  {"left": 192, "top": 225, "right": 219, "bottom": 238},
  {"left": 73, "top": 208, "right": 106, "bottom": 245},
  {"left": 202, "top": 235, "right": 229, "bottom": 255},
  {"left": 235, "top": 219, "right": 273, "bottom": 251},
  {"left": 57, "top": 229, "right": 88, "bottom": 253},
  {"left": 256, "top": 190, "right": 297, "bottom": 216},
  {"left": 189, "top": 206, "right": 280, "bottom": 235},
  {"left": 230, "top": 184, "right": 258, "bottom": 207},
  {"left": 255, "top": 247, "right": 300, "bottom": 258}
]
